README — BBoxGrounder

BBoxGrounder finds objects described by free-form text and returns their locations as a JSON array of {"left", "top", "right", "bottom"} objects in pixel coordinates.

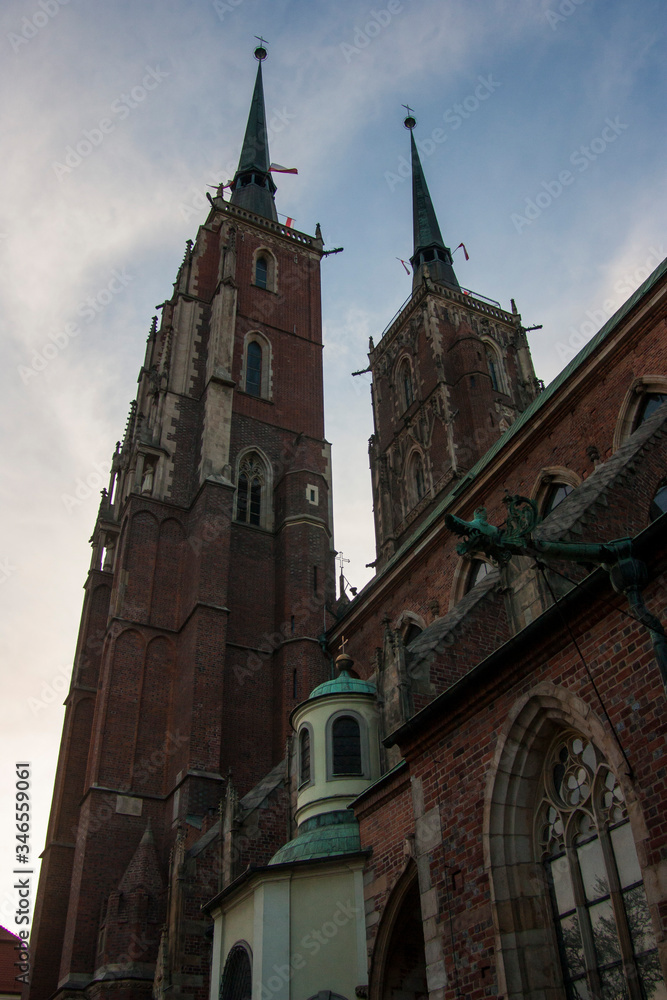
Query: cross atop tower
[{"left": 254, "top": 35, "right": 268, "bottom": 59}]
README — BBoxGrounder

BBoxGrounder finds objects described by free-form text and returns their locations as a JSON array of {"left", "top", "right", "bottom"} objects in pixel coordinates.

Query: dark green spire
[
  {"left": 408, "top": 127, "right": 459, "bottom": 292},
  {"left": 230, "top": 51, "right": 278, "bottom": 221}
]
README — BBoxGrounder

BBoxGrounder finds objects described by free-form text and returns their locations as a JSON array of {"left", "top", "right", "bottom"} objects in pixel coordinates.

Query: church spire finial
[
  {"left": 230, "top": 42, "right": 278, "bottom": 221},
  {"left": 404, "top": 109, "right": 460, "bottom": 293}
]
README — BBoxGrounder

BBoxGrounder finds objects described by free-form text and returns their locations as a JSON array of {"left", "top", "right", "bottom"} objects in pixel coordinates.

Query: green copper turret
[
  {"left": 408, "top": 126, "right": 459, "bottom": 292},
  {"left": 230, "top": 49, "right": 278, "bottom": 221}
]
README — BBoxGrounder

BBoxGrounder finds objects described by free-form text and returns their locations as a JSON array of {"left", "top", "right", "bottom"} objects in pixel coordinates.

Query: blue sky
[{"left": 0, "top": 0, "right": 665, "bottom": 930}]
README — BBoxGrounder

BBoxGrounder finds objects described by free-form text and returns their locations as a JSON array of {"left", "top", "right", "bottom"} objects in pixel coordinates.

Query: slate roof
[
  {"left": 406, "top": 567, "right": 500, "bottom": 661},
  {"left": 533, "top": 400, "right": 667, "bottom": 544}
]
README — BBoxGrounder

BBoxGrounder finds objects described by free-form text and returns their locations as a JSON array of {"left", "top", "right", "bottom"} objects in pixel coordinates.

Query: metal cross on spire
[
  {"left": 402, "top": 104, "right": 416, "bottom": 129},
  {"left": 254, "top": 35, "right": 268, "bottom": 60},
  {"left": 339, "top": 634, "right": 348, "bottom": 655},
  {"left": 337, "top": 551, "right": 350, "bottom": 575}
]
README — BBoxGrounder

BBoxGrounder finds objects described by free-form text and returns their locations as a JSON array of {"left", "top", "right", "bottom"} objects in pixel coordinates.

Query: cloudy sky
[{"left": 0, "top": 0, "right": 665, "bottom": 930}]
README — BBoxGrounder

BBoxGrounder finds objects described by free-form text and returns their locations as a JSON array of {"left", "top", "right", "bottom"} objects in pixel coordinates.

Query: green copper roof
[
  {"left": 410, "top": 130, "right": 459, "bottom": 291},
  {"left": 269, "top": 810, "right": 362, "bottom": 865},
  {"left": 237, "top": 60, "right": 270, "bottom": 174},
  {"left": 411, "top": 130, "right": 445, "bottom": 251},
  {"left": 309, "top": 670, "right": 376, "bottom": 700},
  {"left": 230, "top": 59, "right": 278, "bottom": 221}
]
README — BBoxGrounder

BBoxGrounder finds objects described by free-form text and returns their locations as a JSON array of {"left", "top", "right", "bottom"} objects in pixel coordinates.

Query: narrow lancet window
[
  {"left": 255, "top": 255, "right": 268, "bottom": 289},
  {"left": 299, "top": 728, "right": 311, "bottom": 786},
  {"left": 246, "top": 340, "right": 262, "bottom": 397}
]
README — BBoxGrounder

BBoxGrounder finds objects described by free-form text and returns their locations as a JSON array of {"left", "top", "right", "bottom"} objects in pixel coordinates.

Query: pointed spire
[
  {"left": 404, "top": 113, "right": 460, "bottom": 293},
  {"left": 230, "top": 44, "right": 278, "bottom": 221}
]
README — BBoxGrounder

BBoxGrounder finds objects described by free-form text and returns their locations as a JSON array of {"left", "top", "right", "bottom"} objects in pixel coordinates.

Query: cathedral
[{"left": 27, "top": 46, "right": 667, "bottom": 1000}]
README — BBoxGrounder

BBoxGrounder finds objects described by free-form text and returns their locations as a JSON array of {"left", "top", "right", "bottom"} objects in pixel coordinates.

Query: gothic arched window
[
  {"left": 633, "top": 392, "right": 667, "bottom": 432},
  {"left": 650, "top": 481, "right": 667, "bottom": 522},
  {"left": 409, "top": 453, "right": 426, "bottom": 507},
  {"left": 543, "top": 481, "right": 574, "bottom": 515},
  {"left": 537, "top": 732, "right": 663, "bottom": 1000},
  {"left": 220, "top": 944, "right": 251, "bottom": 1000},
  {"left": 614, "top": 379, "right": 667, "bottom": 449},
  {"left": 331, "top": 715, "right": 362, "bottom": 776},
  {"left": 255, "top": 255, "right": 268, "bottom": 290},
  {"left": 465, "top": 558, "right": 492, "bottom": 592},
  {"left": 400, "top": 359, "right": 414, "bottom": 410},
  {"left": 235, "top": 454, "right": 265, "bottom": 527},
  {"left": 245, "top": 340, "right": 262, "bottom": 397},
  {"left": 484, "top": 342, "right": 506, "bottom": 394}
]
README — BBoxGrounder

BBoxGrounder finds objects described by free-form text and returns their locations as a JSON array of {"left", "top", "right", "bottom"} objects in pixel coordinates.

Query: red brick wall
[{"left": 357, "top": 558, "right": 667, "bottom": 999}]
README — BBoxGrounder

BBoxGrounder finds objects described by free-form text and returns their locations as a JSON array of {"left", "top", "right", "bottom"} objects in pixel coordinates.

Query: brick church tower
[
  {"left": 368, "top": 115, "right": 541, "bottom": 568},
  {"left": 28, "top": 46, "right": 335, "bottom": 999}
]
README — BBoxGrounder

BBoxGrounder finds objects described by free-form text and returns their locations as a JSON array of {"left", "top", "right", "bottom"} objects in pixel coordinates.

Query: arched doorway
[{"left": 371, "top": 864, "right": 428, "bottom": 1000}]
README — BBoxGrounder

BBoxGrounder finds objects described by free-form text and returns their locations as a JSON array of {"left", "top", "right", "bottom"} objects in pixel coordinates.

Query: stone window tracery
[
  {"left": 483, "top": 340, "right": 507, "bottom": 395},
  {"left": 235, "top": 453, "right": 266, "bottom": 527},
  {"left": 536, "top": 732, "right": 664, "bottom": 1000}
]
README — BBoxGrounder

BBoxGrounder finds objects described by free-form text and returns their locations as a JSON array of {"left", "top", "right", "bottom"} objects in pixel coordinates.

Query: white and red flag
[
  {"left": 455, "top": 242, "right": 470, "bottom": 260},
  {"left": 397, "top": 258, "right": 411, "bottom": 274},
  {"left": 270, "top": 163, "right": 298, "bottom": 174}
]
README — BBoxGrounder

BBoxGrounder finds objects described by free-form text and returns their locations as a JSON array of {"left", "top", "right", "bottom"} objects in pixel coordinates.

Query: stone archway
[{"left": 370, "top": 864, "right": 428, "bottom": 1000}]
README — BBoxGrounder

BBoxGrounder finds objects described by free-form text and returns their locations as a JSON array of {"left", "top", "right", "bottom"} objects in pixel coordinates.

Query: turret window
[
  {"left": 299, "top": 727, "right": 312, "bottom": 787},
  {"left": 220, "top": 944, "right": 252, "bottom": 1000},
  {"left": 332, "top": 716, "right": 362, "bottom": 776}
]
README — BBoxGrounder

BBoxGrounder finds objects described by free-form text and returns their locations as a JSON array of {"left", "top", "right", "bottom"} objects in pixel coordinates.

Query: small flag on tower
[
  {"left": 270, "top": 163, "right": 298, "bottom": 174},
  {"left": 455, "top": 242, "right": 470, "bottom": 261},
  {"left": 397, "top": 258, "right": 411, "bottom": 274},
  {"left": 285, "top": 218, "right": 295, "bottom": 229}
]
